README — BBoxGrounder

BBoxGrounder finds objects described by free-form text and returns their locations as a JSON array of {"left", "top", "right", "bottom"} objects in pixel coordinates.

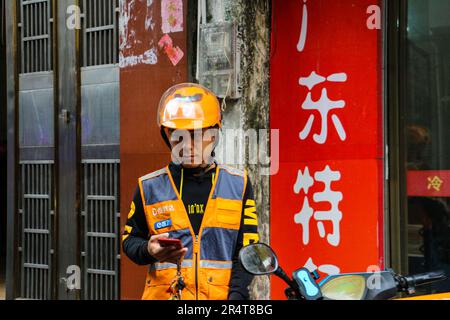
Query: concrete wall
[
  {"left": 0, "top": 0, "right": 7, "bottom": 295},
  {"left": 203, "top": 0, "right": 271, "bottom": 300}
]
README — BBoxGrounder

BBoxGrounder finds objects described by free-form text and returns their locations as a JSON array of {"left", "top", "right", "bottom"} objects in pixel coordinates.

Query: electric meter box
[{"left": 198, "top": 22, "right": 241, "bottom": 99}]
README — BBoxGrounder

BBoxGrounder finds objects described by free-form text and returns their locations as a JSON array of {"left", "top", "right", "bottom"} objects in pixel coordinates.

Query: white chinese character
[
  {"left": 294, "top": 165, "right": 343, "bottom": 247},
  {"left": 294, "top": 197, "right": 314, "bottom": 245},
  {"left": 294, "top": 167, "right": 314, "bottom": 195},
  {"left": 299, "top": 72, "right": 348, "bottom": 144},
  {"left": 297, "top": 0, "right": 309, "bottom": 52},
  {"left": 304, "top": 257, "right": 340, "bottom": 276}
]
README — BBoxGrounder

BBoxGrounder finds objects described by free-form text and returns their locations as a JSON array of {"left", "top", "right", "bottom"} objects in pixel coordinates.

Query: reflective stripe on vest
[
  {"left": 150, "top": 260, "right": 194, "bottom": 270},
  {"left": 199, "top": 261, "right": 233, "bottom": 269}
]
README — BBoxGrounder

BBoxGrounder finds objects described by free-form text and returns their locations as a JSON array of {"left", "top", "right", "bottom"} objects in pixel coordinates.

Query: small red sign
[{"left": 407, "top": 171, "right": 450, "bottom": 197}]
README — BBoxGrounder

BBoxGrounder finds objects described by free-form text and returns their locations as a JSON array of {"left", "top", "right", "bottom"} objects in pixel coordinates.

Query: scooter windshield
[{"left": 320, "top": 275, "right": 367, "bottom": 300}]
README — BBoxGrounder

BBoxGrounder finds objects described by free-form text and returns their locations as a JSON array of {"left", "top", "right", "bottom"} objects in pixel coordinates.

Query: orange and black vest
[{"left": 138, "top": 164, "right": 248, "bottom": 300}]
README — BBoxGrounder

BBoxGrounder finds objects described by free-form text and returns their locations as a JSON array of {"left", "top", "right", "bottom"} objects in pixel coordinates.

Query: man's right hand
[{"left": 147, "top": 233, "right": 188, "bottom": 264}]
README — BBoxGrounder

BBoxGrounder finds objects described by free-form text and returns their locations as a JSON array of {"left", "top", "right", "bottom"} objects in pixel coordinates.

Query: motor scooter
[{"left": 239, "top": 243, "right": 450, "bottom": 300}]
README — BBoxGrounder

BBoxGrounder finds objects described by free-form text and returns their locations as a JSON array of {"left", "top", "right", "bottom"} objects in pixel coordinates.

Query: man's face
[{"left": 165, "top": 127, "right": 219, "bottom": 168}]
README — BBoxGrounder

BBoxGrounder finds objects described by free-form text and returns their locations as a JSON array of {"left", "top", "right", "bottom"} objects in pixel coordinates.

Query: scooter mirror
[{"left": 239, "top": 243, "right": 279, "bottom": 276}]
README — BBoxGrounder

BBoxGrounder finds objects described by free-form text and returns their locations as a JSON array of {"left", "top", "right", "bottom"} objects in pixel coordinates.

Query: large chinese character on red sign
[{"left": 270, "top": 0, "right": 384, "bottom": 299}]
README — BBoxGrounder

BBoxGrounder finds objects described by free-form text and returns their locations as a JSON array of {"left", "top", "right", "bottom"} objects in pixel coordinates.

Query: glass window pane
[{"left": 404, "top": 0, "right": 450, "bottom": 294}]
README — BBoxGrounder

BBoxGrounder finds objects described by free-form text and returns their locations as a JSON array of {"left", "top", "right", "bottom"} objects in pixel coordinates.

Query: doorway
[
  {"left": 389, "top": 0, "right": 450, "bottom": 295},
  {"left": 5, "top": 0, "right": 120, "bottom": 300}
]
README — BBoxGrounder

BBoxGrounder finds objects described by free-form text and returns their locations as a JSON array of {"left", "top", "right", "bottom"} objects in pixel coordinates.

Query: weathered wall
[
  {"left": 205, "top": 0, "right": 272, "bottom": 300},
  {"left": 118, "top": 0, "right": 271, "bottom": 300},
  {"left": 0, "top": 0, "right": 6, "bottom": 273}
]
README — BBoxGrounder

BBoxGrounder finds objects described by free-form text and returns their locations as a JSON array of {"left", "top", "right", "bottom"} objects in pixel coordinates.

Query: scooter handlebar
[
  {"left": 404, "top": 270, "right": 447, "bottom": 287},
  {"left": 396, "top": 270, "right": 447, "bottom": 294}
]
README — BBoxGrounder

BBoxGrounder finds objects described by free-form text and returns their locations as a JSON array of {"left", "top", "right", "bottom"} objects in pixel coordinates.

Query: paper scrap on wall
[
  {"left": 161, "top": 0, "right": 184, "bottom": 34},
  {"left": 158, "top": 34, "right": 184, "bottom": 66}
]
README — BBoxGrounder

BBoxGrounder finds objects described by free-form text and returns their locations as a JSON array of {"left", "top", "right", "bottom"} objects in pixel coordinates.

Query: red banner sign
[
  {"left": 407, "top": 171, "right": 450, "bottom": 197},
  {"left": 270, "top": 0, "right": 384, "bottom": 299}
]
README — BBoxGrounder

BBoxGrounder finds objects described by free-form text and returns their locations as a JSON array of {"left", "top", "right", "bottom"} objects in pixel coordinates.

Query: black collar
[{"left": 169, "top": 161, "right": 217, "bottom": 178}]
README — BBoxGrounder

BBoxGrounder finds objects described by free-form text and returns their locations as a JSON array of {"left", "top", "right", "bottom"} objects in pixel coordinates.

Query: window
[
  {"left": 81, "top": 0, "right": 119, "bottom": 67},
  {"left": 400, "top": 0, "right": 450, "bottom": 294},
  {"left": 18, "top": 0, "right": 53, "bottom": 74}
]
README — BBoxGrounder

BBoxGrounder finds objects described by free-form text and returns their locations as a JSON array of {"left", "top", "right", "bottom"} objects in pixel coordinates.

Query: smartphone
[{"left": 158, "top": 238, "right": 183, "bottom": 250}]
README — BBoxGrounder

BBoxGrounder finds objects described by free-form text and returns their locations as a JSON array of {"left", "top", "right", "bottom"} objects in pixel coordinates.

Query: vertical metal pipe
[
  {"left": 30, "top": 164, "right": 33, "bottom": 230},
  {"left": 104, "top": 2, "right": 107, "bottom": 65},
  {"left": 24, "top": 32, "right": 28, "bottom": 73},
  {"left": 106, "top": 1, "right": 109, "bottom": 64},
  {"left": 42, "top": 1, "right": 45, "bottom": 70},
  {"left": 100, "top": 0, "right": 104, "bottom": 65},
  {"left": 107, "top": 172, "right": 110, "bottom": 281},
  {"left": 111, "top": 0, "right": 115, "bottom": 64},
  {"left": 82, "top": 0, "right": 86, "bottom": 67},
  {"left": 90, "top": 271, "right": 92, "bottom": 300},
  {"left": 88, "top": 0, "right": 91, "bottom": 66},
  {"left": 93, "top": 0, "right": 99, "bottom": 65},
  {"left": 90, "top": 183, "right": 94, "bottom": 296},
  {"left": 39, "top": 268, "right": 41, "bottom": 300},
  {"left": 47, "top": 0, "right": 51, "bottom": 70},
  {"left": 20, "top": 1, "right": 24, "bottom": 73},
  {"left": 45, "top": 164, "right": 48, "bottom": 230},
  {"left": 41, "top": 1, "right": 44, "bottom": 71},
  {"left": 30, "top": 2, "right": 33, "bottom": 37},
  {"left": 89, "top": 201, "right": 93, "bottom": 300},
  {"left": 29, "top": 248, "right": 32, "bottom": 299},
  {"left": 34, "top": 267, "right": 37, "bottom": 299},
  {"left": 37, "top": 1, "right": 41, "bottom": 71},
  {"left": 32, "top": 267, "right": 35, "bottom": 299},
  {"left": 89, "top": 162, "right": 93, "bottom": 199},
  {"left": 20, "top": 165, "right": 26, "bottom": 297},
  {"left": 25, "top": 2, "right": 28, "bottom": 38},
  {"left": 84, "top": 163, "right": 88, "bottom": 300},
  {"left": 39, "top": 166, "right": 43, "bottom": 278},
  {"left": 30, "top": 38, "right": 33, "bottom": 73},
  {"left": 44, "top": 36, "right": 47, "bottom": 71},
  {"left": 42, "top": 1, "right": 45, "bottom": 71},
  {"left": 44, "top": 268, "right": 46, "bottom": 300},
  {"left": 26, "top": 264, "right": 29, "bottom": 298},
  {"left": 95, "top": 243, "right": 98, "bottom": 300},
  {"left": 36, "top": 38, "right": 39, "bottom": 72},
  {"left": 28, "top": 4, "right": 35, "bottom": 72},
  {"left": 33, "top": 2, "right": 36, "bottom": 71},
  {"left": 100, "top": 162, "right": 104, "bottom": 197},
  {"left": 34, "top": 2, "right": 37, "bottom": 72},
  {"left": 48, "top": 163, "right": 52, "bottom": 299},
  {"left": 31, "top": 3, "right": 34, "bottom": 72},
  {"left": 37, "top": 267, "right": 39, "bottom": 300},
  {"left": 26, "top": 3, "right": 30, "bottom": 72},
  {"left": 114, "top": 163, "right": 118, "bottom": 299}
]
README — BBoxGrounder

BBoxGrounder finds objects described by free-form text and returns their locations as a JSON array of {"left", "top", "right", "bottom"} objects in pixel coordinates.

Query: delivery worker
[{"left": 122, "top": 83, "right": 260, "bottom": 300}]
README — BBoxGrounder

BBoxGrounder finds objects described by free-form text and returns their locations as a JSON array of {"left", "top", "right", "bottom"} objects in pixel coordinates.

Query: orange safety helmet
[{"left": 158, "top": 83, "right": 222, "bottom": 130}]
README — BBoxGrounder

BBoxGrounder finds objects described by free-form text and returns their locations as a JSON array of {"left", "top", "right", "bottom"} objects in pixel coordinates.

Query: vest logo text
[
  {"left": 154, "top": 219, "right": 172, "bottom": 230},
  {"left": 152, "top": 204, "right": 175, "bottom": 217}
]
